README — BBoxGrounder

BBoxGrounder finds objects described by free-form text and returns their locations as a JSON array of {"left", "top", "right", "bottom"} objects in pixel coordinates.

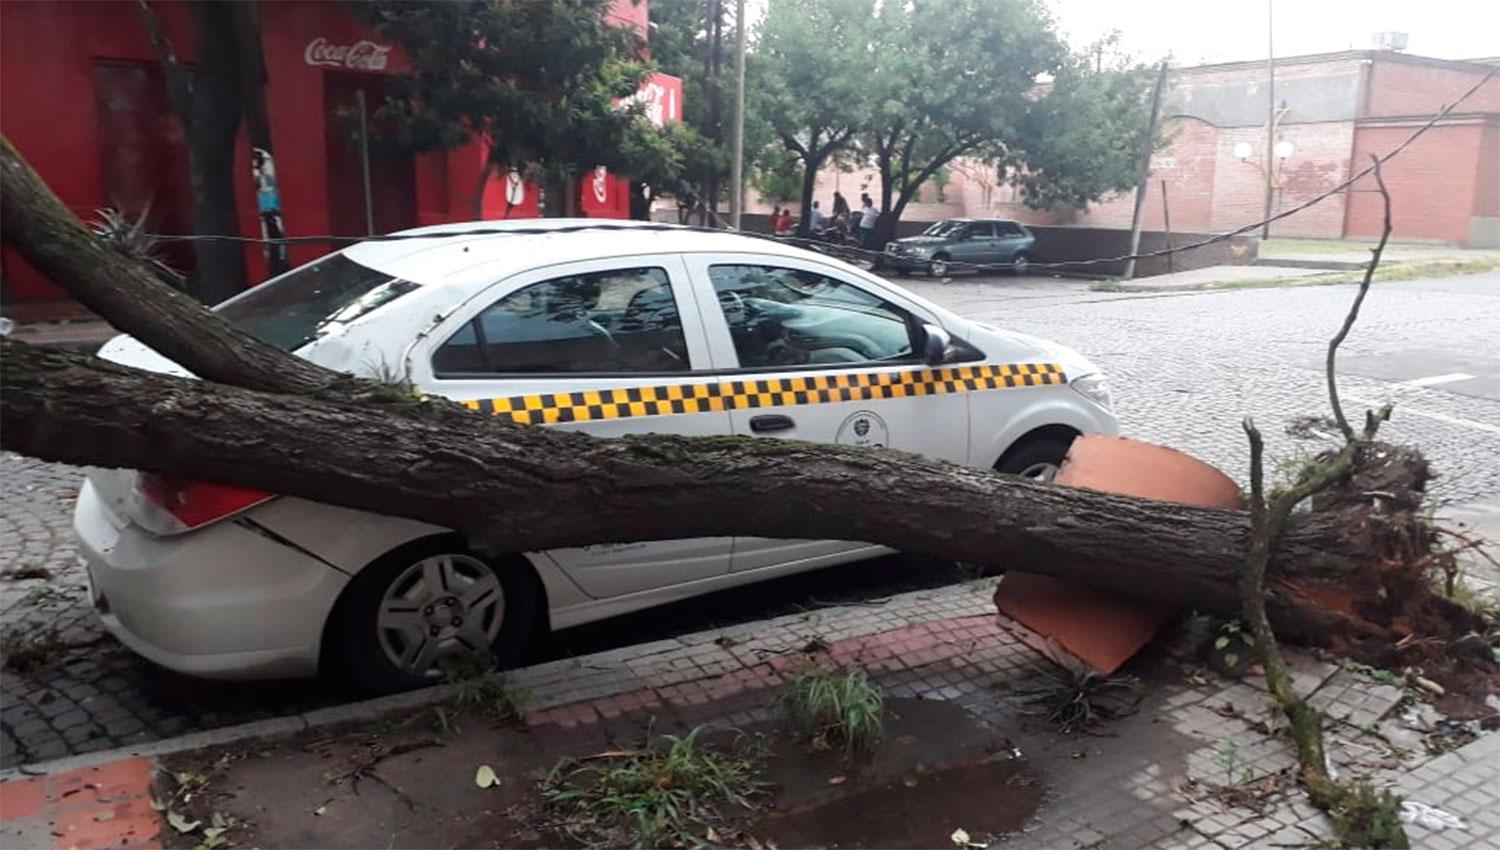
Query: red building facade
[
  {"left": 1074, "top": 51, "right": 1499, "bottom": 246},
  {"left": 0, "top": 0, "right": 678, "bottom": 307}
]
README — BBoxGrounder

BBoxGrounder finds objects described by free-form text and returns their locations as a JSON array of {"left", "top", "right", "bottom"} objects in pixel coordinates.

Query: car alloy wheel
[
  {"left": 928, "top": 257, "right": 950, "bottom": 278},
  {"left": 1012, "top": 252, "right": 1030, "bottom": 275},
  {"left": 996, "top": 433, "right": 1075, "bottom": 485},
  {"left": 1017, "top": 460, "right": 1059, "bottom": 483},
  {"left": 375, "top": 553, "right": 505, "bottom": 677}
]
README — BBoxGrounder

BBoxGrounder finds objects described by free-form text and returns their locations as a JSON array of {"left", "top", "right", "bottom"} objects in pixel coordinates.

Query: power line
[{"left": 146, "top": 69, "right": 1493, "bottom": 277}]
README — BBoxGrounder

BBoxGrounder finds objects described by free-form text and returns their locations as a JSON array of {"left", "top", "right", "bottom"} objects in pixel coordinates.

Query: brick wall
[
  {"left": 1077, "top": 116, "right": 1221, "bottom": 232},
  {"left": 1346, "top": 121, "right": 1486, "bottom": 243},
  {"left": 1366, "top": 59, "right": 1500, "bottom": 118}
]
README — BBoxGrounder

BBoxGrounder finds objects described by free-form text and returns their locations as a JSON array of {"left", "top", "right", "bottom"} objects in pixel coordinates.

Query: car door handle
[{"left": 749, "top": 414, "right": 795, "bottom": 433}]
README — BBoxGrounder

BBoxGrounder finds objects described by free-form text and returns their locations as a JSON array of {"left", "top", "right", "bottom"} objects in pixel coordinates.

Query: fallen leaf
[
  {"left": 313, "top": 806, "right": 326, "bottom": 817},
  {"left": 93, "top": 811, "right": 116, "bottom": 822},
  {"left": 951, "top": 828, "right": 971, "bottom": 847},
  {"left": 902, "top": 775, "right": 918, "bottom": 788},
  {"left": 706, "top": 826, "right": 719, "bottom": 842},
  {"left": 475, "top": 764, "right": 500, "bottom": 789},
  {"left": 203, "top": 826, "right": 227, "bottom": 839},
  {"left": 826, "top": 775, "right": 846, "bottom": 786},
  {"left": 745, "top": 835, "right": 765, "bottom": 850},
  {"left": 167, "top": 812, "right": 201, "bottom": 834}
]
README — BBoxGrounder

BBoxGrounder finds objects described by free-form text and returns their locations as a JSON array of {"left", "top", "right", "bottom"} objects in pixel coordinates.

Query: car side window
[
  {"left": 432, "top": 267, "right": 690, "bottom": 375},
  {"left": 997, "top": 222, "right": 1023, "bottom": 237},
  {"left": 974, "top": 222, "right": 998, "bottom": 239},
  {"left": 707, "top": 264, "right": 918, "bottom": 369}
]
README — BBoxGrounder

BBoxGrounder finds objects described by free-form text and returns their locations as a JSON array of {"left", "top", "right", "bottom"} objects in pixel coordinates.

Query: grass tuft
[
  {"left": 1324, "top": 779, "right": 1408, "bottom": 849},
  {"left": 1018, "top": 665, "right": 1141, "bottom": 732},
  {"left": 440, "top": 652, "right": 530, "bottom": 724},
  {"left": 541, "top": 727, "right": 765, "bottom": 848},
  {"left": 782, "top": 665, "right": 885, "bottom": 755}
]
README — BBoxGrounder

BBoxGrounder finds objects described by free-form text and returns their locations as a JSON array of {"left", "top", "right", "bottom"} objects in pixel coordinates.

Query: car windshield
[
  {"left": 215, "top": 253, "right": 418, "bottom": 351},
  {"left": 922, "top": 221, "right": 965, "bottom": 237}
]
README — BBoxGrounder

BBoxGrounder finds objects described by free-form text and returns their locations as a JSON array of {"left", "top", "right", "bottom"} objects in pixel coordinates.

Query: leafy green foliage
[
  {"left": 750, "top": 0, "right": 876, "bottom": 229},
  {"left": 782, "top": 665, "right": 885, "bottom": 754},
  {"left": 1011, "top": 35, "right": 1158, "bottom": 210},
  {"left": 1324, "top": 779, "right": 1408, "bottom": 849},
  {"left": 751, "top": 152, "right": 804, "bottom": 205},
  {"left": 541, "top": 727, "right": 765, "bottom": 848},
  {"left": 860, "top": 0, "right": 1064, "bottom": 236},
  {"left": 358, "top": 1, "right": 676, "bottom": 209}
]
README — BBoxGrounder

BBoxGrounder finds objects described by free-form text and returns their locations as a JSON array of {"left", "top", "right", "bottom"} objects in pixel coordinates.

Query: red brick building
[
  {"left": 1076, "top": 50, "right": 1499, "bottom": 246},
  {"left": 0, "top": 0, "right": 678, "bottom": 307}
]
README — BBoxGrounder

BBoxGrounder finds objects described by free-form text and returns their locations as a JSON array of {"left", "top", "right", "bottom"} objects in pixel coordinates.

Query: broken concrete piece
[{"left": 995, "top": 436, "right": 1244, "bottom": 674}]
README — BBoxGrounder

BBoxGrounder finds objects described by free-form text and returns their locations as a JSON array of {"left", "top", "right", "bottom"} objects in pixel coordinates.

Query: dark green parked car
[{"left": 884, "top": 218, "right": 1036, "bottom": 277}]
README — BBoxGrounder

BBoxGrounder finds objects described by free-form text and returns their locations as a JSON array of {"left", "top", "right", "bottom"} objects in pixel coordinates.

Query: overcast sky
[{"left": 1047, "top": 0, "right": 1500, "bottom": 66}]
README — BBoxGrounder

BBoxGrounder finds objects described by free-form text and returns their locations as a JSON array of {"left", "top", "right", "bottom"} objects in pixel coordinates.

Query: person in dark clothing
[{"left": 832, "top": 191, "right": 851, "bottom": 221}]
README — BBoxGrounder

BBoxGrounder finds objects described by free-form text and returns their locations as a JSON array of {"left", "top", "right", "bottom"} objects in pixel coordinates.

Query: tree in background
[
  {"left": 750, "top": 152, "right": 804, "bottom": 208},
  {"left": 136, "top": 0, "right": 279, "bottom": 303},
  {"left": 647, "top": 0, "right": 728, "bottom": 222},
  {"left": 860, "top": 0, "right": 1065, "bottom": 247},
  {"left": 751, "top": 0, "right": 874, "bottom": 236},
  {"left": 1007, "top": 35, "right": 1157, "bottom": 211},
  {"left": 359, "top": 0, "right": 676, "bottom": 217}
]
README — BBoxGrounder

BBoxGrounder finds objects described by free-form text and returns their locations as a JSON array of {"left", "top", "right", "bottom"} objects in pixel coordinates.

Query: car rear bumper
[{"left": 74, "top": 481, "right": 348, "bottom": 680}]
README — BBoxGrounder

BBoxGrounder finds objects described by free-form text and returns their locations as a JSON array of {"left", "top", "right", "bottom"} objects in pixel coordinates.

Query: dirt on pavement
[{"left": 160, "top": 693, "right": 1045, "bottom": 849}]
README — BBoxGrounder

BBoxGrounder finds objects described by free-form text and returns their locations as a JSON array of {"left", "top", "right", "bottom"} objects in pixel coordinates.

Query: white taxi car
[{"left": 75, "top": 221, "right": 1117, "bottom": 693}]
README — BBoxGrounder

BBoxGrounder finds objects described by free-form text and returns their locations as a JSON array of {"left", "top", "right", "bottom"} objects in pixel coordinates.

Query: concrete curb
[
  {"left": 0, "top": 683, "right": 455, "bottom": 780},
  {"left": 0, "top": 578, "right": 1006, "bottom": 779}
]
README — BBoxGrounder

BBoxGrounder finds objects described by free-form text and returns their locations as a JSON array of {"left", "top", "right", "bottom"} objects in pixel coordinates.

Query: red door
[{"left": 323, "top": 72, "right": 416, "bottom": 237}]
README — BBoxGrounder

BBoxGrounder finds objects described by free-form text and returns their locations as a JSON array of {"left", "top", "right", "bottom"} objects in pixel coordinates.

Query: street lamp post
[
  {"left": 1236, "top": 135, "right": 1296, "bottom": 235},
  {"left": 1262, "top": 0, "right": 1275, "bottom": 239}
]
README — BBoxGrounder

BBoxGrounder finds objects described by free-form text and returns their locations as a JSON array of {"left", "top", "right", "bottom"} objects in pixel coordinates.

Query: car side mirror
[{"left": 920, "top": 323, "right": 951, "bottom": 366}]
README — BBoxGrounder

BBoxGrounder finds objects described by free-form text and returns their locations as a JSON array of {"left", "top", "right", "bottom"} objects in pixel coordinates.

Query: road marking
[
  {"left": 1348, "top": 397, "right": 1500, "bottom": 436},
  {"left": 1400, "top": 372, "right": 1476, "bottom": 388}
]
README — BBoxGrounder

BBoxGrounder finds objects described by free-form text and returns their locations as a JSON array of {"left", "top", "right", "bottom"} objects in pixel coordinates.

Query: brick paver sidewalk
[
  {"left": 0, "top": 758, "right": 159, "bottom": 850},
  {"left": 2, "top": 576, "right": 1493, "bottom": 849}
]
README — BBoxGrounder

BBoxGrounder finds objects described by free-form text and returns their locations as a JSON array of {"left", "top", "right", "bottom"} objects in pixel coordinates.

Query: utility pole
[
  {"left": 730, "top": 0, "right": 746, "bottom": 230},
  {"left": 1123, "top": 61, "right": 1169, "bottom": 281},
  {"left": 1262, "top": 0, "right": 1275, "bottom": 239}
]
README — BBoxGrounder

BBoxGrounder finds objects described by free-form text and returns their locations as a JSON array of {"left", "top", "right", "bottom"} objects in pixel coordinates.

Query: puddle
[
  {"left": 751, "top": 697, "right": 1045, "bottom": 849},
  {"left": 757, "top": 756, "right": 1042, "bottom": 849}
]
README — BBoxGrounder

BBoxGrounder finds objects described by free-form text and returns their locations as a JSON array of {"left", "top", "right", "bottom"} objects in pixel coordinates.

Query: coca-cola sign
[
  {"left": 617, "top": 73, "right": 683, "bottom": 129},
  {"left": 303, "top": 37, "right": 393, "bottom": 71}
]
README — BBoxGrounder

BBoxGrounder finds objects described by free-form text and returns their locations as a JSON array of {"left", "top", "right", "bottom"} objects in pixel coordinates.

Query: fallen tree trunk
[
  {"left": 0, "top": 338, "right": 1449, "bottom": 645},
  {"left": 0, "top": 133, "right": 1480, "bottom": 660}
]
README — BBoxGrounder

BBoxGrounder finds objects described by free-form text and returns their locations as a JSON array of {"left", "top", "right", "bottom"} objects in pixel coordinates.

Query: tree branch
[
  {"left": 135, "top": 0, "right": 194, "bottom": 121},
  {"left": 0, "top": 136, "right": 338, "bottom": 396},
  {"left": 1326, "top": 156, "right": 1393, "bottom": 442}
]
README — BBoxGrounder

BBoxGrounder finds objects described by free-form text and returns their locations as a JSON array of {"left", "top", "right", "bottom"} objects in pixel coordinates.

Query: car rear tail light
[{"left": 136, "top": 473, "right": 274, "bottom": 532}]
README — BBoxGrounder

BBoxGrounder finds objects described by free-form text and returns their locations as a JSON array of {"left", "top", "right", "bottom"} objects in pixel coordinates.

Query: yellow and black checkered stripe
[{"left": 462, "top": 362, "right": 1066, "bottom": 425}]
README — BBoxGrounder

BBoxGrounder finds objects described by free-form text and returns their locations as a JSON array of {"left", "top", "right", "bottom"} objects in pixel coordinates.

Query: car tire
[
  {"left": 1011, "top": 252, "right": 1030, "bottom": 276},
  {"left": 996, "top": 433, "right": 1075, "bottom": 483},
  {"left": 326, "top": 536, "right": 543, "bottom": 695},
  {"left": 928, "top": 254, "right": 951, "bottom": 278}
]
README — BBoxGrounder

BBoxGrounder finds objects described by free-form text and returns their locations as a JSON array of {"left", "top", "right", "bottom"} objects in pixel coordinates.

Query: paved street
[{"left": 3, "top": 270, "right": 1497, "bottom": 768}]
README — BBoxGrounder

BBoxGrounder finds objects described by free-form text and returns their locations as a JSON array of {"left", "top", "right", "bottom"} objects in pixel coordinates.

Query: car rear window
[{"left": 215, "top": 253, "right": 418, "bottom": 351}]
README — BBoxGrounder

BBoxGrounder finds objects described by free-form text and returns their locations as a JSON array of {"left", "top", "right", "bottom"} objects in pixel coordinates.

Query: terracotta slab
[{"left": 995, "top": 436, "right": 1243, "bottom": 674}]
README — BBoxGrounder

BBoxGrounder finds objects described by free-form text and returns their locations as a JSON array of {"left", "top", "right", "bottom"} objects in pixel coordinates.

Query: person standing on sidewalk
[{"left": 858, "top": 194, "right": 879, "bottom": 249}]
